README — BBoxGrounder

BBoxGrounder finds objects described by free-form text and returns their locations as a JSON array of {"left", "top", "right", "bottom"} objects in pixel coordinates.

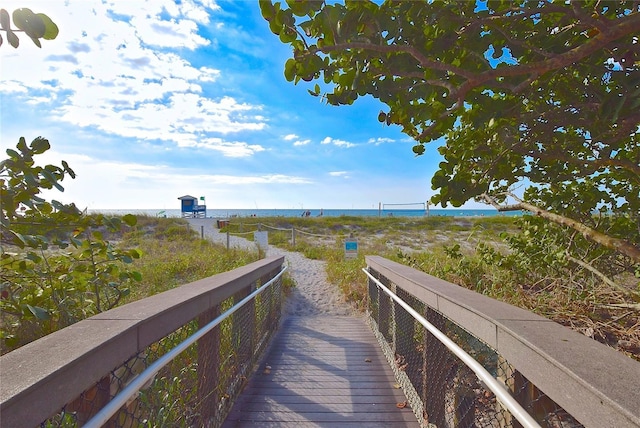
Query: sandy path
[{"left": 187, "top": 219, "right": 354, "bottom": 317}]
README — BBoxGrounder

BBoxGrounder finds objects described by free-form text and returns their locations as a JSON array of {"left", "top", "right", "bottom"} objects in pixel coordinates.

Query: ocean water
[{"left": 91, "top": 208, "right": 522, "bottom": 218}]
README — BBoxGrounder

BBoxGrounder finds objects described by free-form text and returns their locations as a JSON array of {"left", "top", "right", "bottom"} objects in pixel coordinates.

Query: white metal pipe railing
[
  {"left": 84, "top": 266, "right": 287, "bottom": 428},
  {"left": 363, "top": 267, "right": 542, "bottom": 428}
]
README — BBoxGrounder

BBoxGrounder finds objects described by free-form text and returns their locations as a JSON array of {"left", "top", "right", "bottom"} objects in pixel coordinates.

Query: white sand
[{"left": 187, "top": 218, "right": 354, "bottom": 317}]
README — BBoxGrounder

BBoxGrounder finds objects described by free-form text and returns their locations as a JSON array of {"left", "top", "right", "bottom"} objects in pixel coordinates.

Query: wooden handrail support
[
  {"left": 0, "top": 256, "right": 285, "bottom": 427},
  {"left": 366, "top": 255, "right": 640, "bottom": 428}
]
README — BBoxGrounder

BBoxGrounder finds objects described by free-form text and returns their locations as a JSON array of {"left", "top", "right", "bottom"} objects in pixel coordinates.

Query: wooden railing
[
  {"left": 364, "top": 255, "right": 640, "bottom": 428},
  {"left": 0, "top": 256, "right": 285, "bottom": 427}
]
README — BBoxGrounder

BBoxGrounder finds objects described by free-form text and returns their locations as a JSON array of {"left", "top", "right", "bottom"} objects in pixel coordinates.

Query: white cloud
[
  {"left": 205, "top": 174, "right": 312, "bottom": 185},
  {"left": 293, "top": 139, "right": 311, "bottom": 146},
  {"left": 0, "top": 81, "right": 28, "bottom": 94},
  {"left": 329, "top": 171, "right": 349, "bottom": 177},
  {"left": 186, "top": 138, "right": 266, "bottom": 157},
  {"left": 38, "top": 150, "right": 311, "bottom": 209},
  {"left": 368, "top": 137, "right": 395, "bottom": 145},
  {"left": 283, "top": 134, "right": 298, "bottom": 141},
  {"left": 1, "top": 0, "right": 263, "bottom": 149},
  {"left": 321, "top": 137, "right": 356, "bottom": 148}
]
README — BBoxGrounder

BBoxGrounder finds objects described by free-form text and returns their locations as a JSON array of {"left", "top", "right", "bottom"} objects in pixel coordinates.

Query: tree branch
[
  {"left": 569, "top": 1, "right": 611, "bottom": 34},
  {"left": 479, "top": 12, "right": 640, "bottom": 81},
  {"left": 479, "top": 192, "right": 640, "bottom": 263},
  {"left": 319, "top": 42, "right": 477, "bottom": 79},
  {"left": 565, "top": 252, "right": 636, "bottom": 296}
]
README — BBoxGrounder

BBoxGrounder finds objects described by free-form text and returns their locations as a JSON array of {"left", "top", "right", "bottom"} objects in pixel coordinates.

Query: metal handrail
[
  {"left": 363, "top": 267, "right": 541, "bottom": 428},
  {"left": 85, "top": 266, "right": 287, "bottom": 428}
]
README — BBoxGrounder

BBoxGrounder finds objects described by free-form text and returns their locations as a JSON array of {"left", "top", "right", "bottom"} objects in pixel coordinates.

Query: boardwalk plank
[{"left": 223, "top": 315, "right": 419, "bottom": 428}]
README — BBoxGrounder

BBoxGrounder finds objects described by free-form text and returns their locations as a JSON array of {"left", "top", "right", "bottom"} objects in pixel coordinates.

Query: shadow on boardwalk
[{"left": 223, "top": 316, "right": 419, "bottom": 428}]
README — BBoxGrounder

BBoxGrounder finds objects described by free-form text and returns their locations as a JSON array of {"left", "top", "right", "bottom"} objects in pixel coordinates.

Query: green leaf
[
  {"left": 122, "top": 214, "right": 137, "bottom": 226},
  {"left": 30, "top": 137, "right": 50, "bottom": 154},
  {"left": 26, "top": 252, "right": 42, "bottom": 263},
  {"left": 12, "top": 8, "right": 45, "bottom": 39},
  {"left": 61, "top": 160, "right": 76, "bottom": 179},
  {"left": 5, "top": 148, "right": 19, "bottom": 159},
  {"left": 131, "top": 271, "right": 143, "bottom": 281},
  {"left": 40, "top": 169, "right": 64, "bottom": 192},
  {"left": 284, "top": 58, "right": 297, "bottom": 81},
  {"left": 38, "top": 13, "right": 58, "bottom": 40},
  {"left": 0, "top": 9, "right": 10, "bottom": 30},
  {"left": 7, "top": 29, "right": 18, "bottom": 48},
  {"left": 259, "top": 0, "right": 275, "bottom": 21},
  {"left": 10, "top": 231, "right": 27, "bottom": 248},
  {"left": 26, "top": 304, "right": 50, "bottom": 320}
]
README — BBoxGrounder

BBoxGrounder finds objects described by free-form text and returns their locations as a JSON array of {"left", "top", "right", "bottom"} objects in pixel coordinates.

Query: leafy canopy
[{"left": 261, "top": 0, "right": 640, "bottom": 265}]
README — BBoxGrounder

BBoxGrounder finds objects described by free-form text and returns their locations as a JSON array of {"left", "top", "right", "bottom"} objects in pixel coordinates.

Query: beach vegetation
[
  {"left": 1, "top": 137, "right": 144, "bottom": 352},
  {"left": 0, "top": 139, "right": 264, "bottom": 354},
  {"left": 227, "top": 215, "right": 639, "bottom": 359},
  {"left": 120, "top": 216, "right": 262, "bottom": 300},
  {"left": 261, "top": 0, "right": 640, "bottom": 292}
]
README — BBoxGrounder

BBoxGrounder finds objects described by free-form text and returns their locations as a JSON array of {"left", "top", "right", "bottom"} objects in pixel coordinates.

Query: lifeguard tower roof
[{"left": 178, "top": 195, "right": 198, "bottom": 201}]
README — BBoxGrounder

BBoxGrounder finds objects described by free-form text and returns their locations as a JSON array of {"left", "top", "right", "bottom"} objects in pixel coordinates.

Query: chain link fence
[
  {"left": 38, "top": 266, "right": 284, "bottom": 428},
  {"left": 365, "top": 266, "right": 583, "bottom": 428}
]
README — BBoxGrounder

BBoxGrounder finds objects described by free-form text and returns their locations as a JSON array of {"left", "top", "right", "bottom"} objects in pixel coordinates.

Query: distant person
[{"left": 318, "top": 208, "right": 323, "bottom": 217}]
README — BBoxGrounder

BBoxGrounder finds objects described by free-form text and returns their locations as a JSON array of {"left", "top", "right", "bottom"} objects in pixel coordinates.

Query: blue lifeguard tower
[{"left": 178, "top": 195, "right": 206, "bottom": 218}]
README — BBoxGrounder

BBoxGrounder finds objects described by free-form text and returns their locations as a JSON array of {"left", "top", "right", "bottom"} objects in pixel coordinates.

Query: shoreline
[{"left": 92, "top": 208, "right": 523, "bottom": 219}]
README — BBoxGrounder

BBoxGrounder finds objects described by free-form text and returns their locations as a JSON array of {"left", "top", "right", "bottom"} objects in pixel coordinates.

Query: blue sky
[{"left": 1, "top": 0, "right": 485, "bottom": 211}]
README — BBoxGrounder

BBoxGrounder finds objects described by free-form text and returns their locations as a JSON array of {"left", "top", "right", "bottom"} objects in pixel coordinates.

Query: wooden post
[
  {"left": 497, "top": 355, "right": 518, "bottom": 428},
  {"left": 66, "top": 376, "right": 111, "bottom": 425},
  {"left": 394, "top": 287, "right": 415, "bottom": 357},
  {"left": 233, "top": 283, "right": 255, "bottom": 371},
  {"left": 424, "top": 307, "right": 447, "bottom": 427},
  {"left": 378, "top": 279, "right": 392, "bottom": 343},
  {"left": 291, "top": 228, "right": 296, "bottom": 246},
  {"left": 197, "top": 305, "right": 220, "bottom": 427}
]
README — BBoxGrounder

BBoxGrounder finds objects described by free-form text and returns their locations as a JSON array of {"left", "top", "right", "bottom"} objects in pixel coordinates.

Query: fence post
[
  {"left": 423, "top": 307, "right": 447, "bottom": 427},
  {"left": 226, "top": 228, "right": 230, "bottom": 250},
  {"left": 197, "top": 304, "right": 221, "bottom": 427},
  {"left": 378, "top": 278, "right": 392, "bottom": 344},
  {"left": 496, "top": 356, "right": 518, "bottom": 428},
  {"left": 291, "top": 228, "right": 296, "bottom": 246},
  {"left": 394, "top": 289, "right": 413, "bottom": 374},
  {"left": 201, "top": 225, "right": 204, "bottom": 239}
]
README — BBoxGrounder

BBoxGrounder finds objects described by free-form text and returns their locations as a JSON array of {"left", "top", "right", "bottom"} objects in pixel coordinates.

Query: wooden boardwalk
[{"left": 223, "top": 315, "right": 420, "bottom": 428}]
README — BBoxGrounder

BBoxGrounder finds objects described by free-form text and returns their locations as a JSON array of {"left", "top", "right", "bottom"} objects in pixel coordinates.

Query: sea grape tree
[
  {"left": 1, "top": 138, "right": 142, "bottom": 351},
  {"left": 261, "top": 0, "right": 640, "bottom": 280}
]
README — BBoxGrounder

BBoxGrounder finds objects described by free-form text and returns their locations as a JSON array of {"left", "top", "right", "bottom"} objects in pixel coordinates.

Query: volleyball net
[{"left": 379, "top": 202, "right": 429, "bottom": 216}]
